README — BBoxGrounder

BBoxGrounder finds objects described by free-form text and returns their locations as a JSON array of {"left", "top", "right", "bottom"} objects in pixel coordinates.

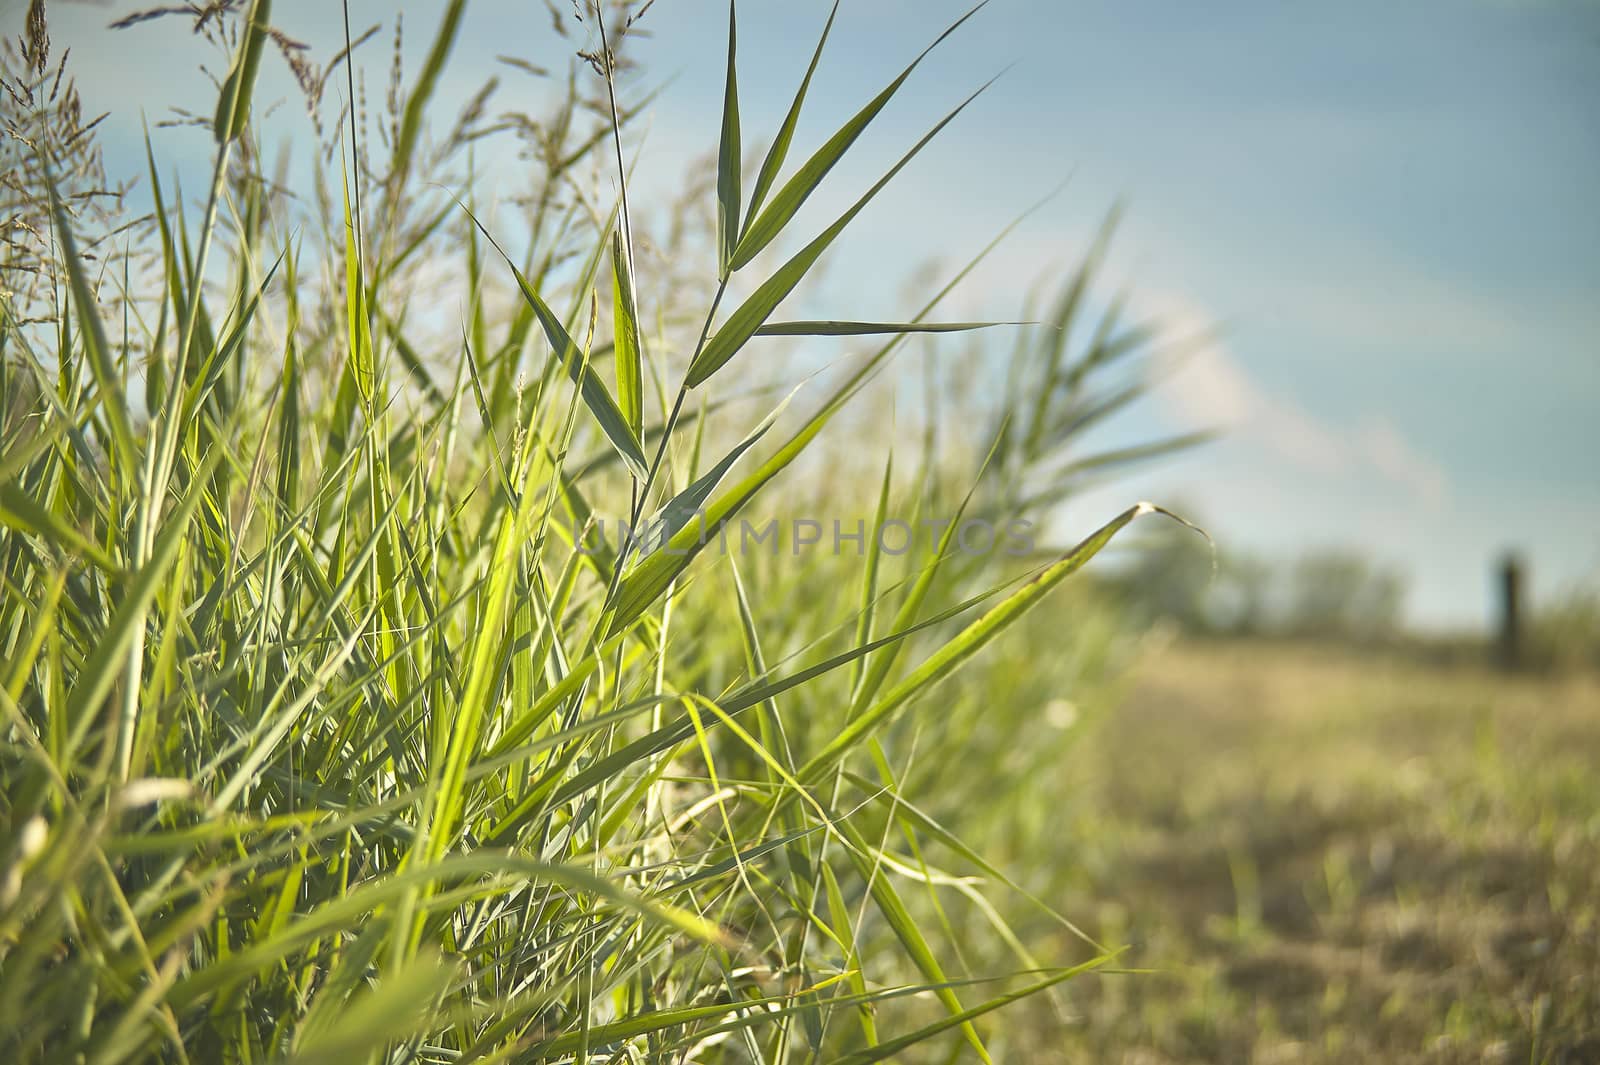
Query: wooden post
[{"left": 1497, "top": 552, "right": 1524, "bottom": 669}]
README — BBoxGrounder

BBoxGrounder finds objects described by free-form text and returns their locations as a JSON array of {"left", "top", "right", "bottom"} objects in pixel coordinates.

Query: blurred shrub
[
  {"left": 1530, "top": 580, "right": 1600, "bottom": 671},
  {"left": 1284, "top": 550, "right": 1405, "bottom": 640},
  {"left": 1106, "top": 516, "right": 1407, "bottom": 643}
]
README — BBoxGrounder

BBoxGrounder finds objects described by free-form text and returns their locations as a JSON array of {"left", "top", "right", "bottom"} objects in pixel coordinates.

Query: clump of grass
[{"left": 0, "top": 2, "right": 1190, "bottom": 1060}]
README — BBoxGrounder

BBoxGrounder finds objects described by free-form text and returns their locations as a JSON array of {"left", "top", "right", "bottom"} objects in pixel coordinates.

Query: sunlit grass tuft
[{"left": 0, "top": 2, "right": 1193, "bottom": 1060}]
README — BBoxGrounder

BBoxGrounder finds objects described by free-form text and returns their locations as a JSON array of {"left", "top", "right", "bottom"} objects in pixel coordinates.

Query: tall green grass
[{"left": 0, "top": 2, "right": 1189, "bottom": 1060}]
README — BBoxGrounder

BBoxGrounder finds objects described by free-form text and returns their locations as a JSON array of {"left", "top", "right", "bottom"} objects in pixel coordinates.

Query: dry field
[{"left": 1047, "top": 638, "right": 1600, "bottom": 1063}]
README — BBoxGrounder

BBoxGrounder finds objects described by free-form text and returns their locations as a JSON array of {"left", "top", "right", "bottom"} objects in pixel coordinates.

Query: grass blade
[
  {"left": 285, "top": 953, "right": 457, "bottom": 1065},
  {"left": 0, "top": 481, "right": 118, "bottom": 572},
  {"left": 754, "top": 320, "right": 1021, "bottom": 337},
  {"left": 801, "top": 502, "right": 1186, "bottom": 782},
  {"left": 168, "top": 852, "right": 724, "bottom": 1009},
  {"left": 63, "top": 450, "right": 223, "bottom": 760},
  {"left": 686, "top": 80, "right": 993, "bottom": 389},
  {"left": 459, "top": 203, "right": 648, "bottom": 479},
  {"left": 48, "top": 185, "right": 138, "bottom": 487},
  {"left": 716, "top": 0, "right": 741, "bottom": 276},
  {"left": 728, "top": 1, "right": 988, "bottom": 271},
  {"left": 392, "top": 0, "right": 468, "bottom": 179},
  {"left": 212, "top": 0, "right": 272, "bottom": 142},
  {"left": 744, "top": 1, "right": 839, "bottom": 224},
  {"left": 835, "top": 814, "right": 991, "bottom": 1061},
  {"left": 627, "top": 385, "right": 795, "bottom": 559},
  {"left": 611, "top": 229, "right": 644, "bottom": 437},
  {"left": 831, "top": 961, "right": 1110, "bottom": 1065}
]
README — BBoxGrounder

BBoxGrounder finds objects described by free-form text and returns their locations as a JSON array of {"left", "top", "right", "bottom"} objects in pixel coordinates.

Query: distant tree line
[
  {"left": 1102, "top": 517, "right": 1406, "bottom": 642},
  {"left": 1103, "top": 514, "right": 1600, "bottom": 668}
]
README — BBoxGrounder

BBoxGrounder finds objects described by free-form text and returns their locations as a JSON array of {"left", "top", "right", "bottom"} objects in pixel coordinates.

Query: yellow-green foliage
[{"left": 0, "top": 3, "right": 1191, "bottom": 1061}]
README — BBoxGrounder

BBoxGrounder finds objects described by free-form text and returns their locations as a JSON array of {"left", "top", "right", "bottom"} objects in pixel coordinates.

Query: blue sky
[{"left": 33, "top": 0, "right": 1600, "bottom": 627}]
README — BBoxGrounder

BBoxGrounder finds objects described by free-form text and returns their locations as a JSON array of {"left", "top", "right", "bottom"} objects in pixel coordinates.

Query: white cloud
[
  {"left": 1136, "top": 287, "right": 1451, "bottom": 508},
  {"left": 1356, "top": 418, "right": 1449, "bottom": 508}
]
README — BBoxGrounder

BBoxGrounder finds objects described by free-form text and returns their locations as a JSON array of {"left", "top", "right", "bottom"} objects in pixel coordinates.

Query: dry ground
[{"left": 1041, "top": 637, "right": 1600, "bottom": 1064}]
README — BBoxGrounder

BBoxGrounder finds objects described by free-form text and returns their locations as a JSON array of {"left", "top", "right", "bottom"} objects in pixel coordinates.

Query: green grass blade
[
  {"left": 716, "top": 0, "right": 742, "bottom": 276},
  {"left": 846, "top": 442, "right": 999, "bottom": 717},
  {"left": 212, "top": 0, "right": 272, "bottom": 142},
  {"left": 0, "top": 481, "right": 118, "bottom": 572},
  {"left": 728, "top": 1, "right": 989, "bottom": 272},
  {"left": 850, "top": 453, "right": 895, "bottom": 697},
  {"left": 392, "top": 0, "right": 468, "bottom": 179},
  {"left": 63, "top": 449, "right": 223, "bottom": 760},
  {"left": 830, "top": 961, "right": 1110, "bottom": 1065},
  {"left": 1054, "top": 430, "right": 1216, "bottom": 479},
  {"left": 754, "top": 320, "right": 1021, "bottom": 337},
  {"left": 611, "top": 229, "right": 643, "bottom": 436},
  {"left": 744, "top": 1, "right": 838, "bottom": 225},
  {"left": 834, "top": 814, "right": 990, "bottom": 1061},
  {"left": 801, "top": 503, "right": 1181, "bottom": 782},
  {"left": 284, "top": 953, "right": 457, "bottom": 1065},
  {"left": 168, "top": 853, "right": 724, "bottom": 1009},
  {"left": 608, "top": 200, "right": 1030, "bottom": 637},
  {"left": 459, "top": 203, "right": 648, "bottom": 479},
  {"left": 561, "top": 579, "right": 1020, "bottom": 807},
  {"left": 48, "top": 186, "right": 138, "bottom": 487},
  {"left": 342, "top": 167, "right": 375, "bottom": 407},
  {"left": 685, "top": 80, "right": 992, "bottom": 389},
  {"left": 627, "top": 385, "right": 795, "bottom": 560}
]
